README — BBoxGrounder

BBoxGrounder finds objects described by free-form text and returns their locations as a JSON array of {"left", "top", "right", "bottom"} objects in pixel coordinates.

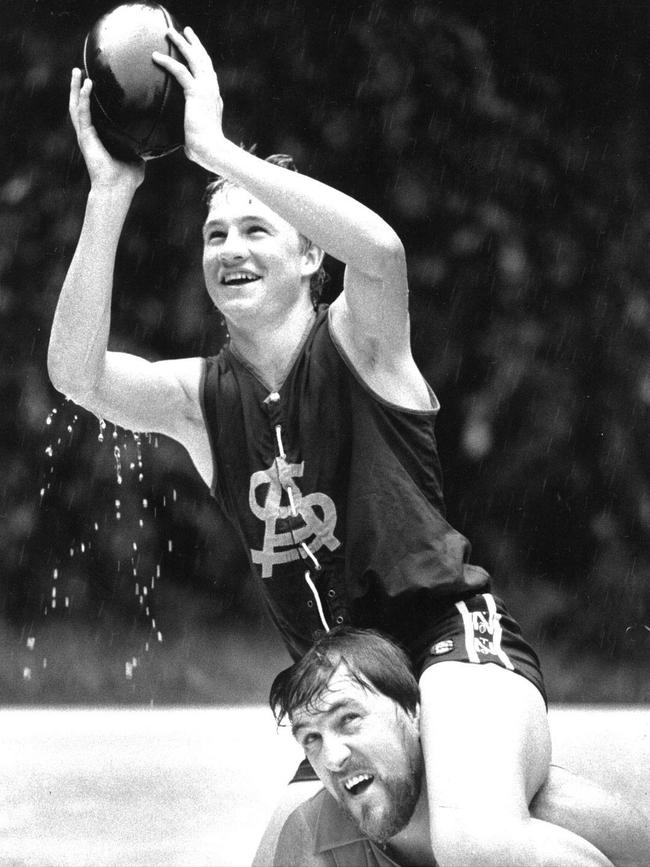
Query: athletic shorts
[
  {"left": 289, "top": 591, "right": 545, "bottom": 784},
  {"left": 412, "top": 591, "right": 546, "bottom": 702}
]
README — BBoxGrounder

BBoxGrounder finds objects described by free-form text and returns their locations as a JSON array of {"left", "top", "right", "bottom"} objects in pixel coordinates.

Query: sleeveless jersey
[{"left": 201, "top": 306, "right": 489, "bottom": 661}]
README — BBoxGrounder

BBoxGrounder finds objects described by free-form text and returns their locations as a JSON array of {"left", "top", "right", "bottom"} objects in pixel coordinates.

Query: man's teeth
[
  {"left": 222, "top": 272, "right": 259, "bottom": 285},
  {"left": 344, "top": 773, "right": 373, "bottom": 792}
]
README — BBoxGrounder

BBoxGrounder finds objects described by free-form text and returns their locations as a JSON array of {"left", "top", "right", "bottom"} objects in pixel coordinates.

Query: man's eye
[
  {"left": 301, "top": 732, "right": 320, "bottom": 749},
  {"left": 248, "top": 225, "right": 267, "bottom": 235},
  {"left": 340, "top": 713, "right": 360, "bottom": 729}
]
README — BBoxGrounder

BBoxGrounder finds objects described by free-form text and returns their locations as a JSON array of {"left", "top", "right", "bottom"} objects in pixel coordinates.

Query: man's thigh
[{"left": 419, "top": 660, "right": 551, "bottom": 812}]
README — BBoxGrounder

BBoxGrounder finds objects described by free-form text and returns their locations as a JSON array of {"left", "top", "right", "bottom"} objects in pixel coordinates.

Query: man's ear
[
  {"left": 412, "top": 702, "right": 421, "bottom": 735},
  {"left": 301, "top": 242, "right": 324, "bottom": 277}
]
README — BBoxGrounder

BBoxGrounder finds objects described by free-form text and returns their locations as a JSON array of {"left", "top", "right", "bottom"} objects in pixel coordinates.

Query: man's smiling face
[
  {"left": 202, "top": 185, "right": 317, "bottom": 326},
  {"left": 290, "top": 664, "right": 423, "bottom": 846}
]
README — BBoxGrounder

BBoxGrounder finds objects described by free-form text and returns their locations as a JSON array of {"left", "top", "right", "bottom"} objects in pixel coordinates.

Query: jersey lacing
[{"left": 271, "top": 404, "right": 330, "bottom": 632}]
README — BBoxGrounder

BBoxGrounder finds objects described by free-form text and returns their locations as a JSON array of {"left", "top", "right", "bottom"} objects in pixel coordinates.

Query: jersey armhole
[{"left": 326, "top": 306, "right": 440, "bottom": 415}]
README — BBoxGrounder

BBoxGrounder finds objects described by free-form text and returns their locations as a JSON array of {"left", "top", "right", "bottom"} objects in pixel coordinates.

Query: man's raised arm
[
  {"left": 48, "top": 71, "right": 207, "bottom": 463},
  {"left": 155, "top": 27, "right": 431, "bottom": 409}
]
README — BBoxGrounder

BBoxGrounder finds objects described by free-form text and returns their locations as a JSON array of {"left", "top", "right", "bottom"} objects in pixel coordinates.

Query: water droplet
[
  {"left": 27, "top": 636, "right": 35, "bottom": 650},
  {"left": 23, "top": 667, "right": 32, "bottom": 680},
  {"left": 113, "top": 445, "right": 123, "bottom": 485},
  {"left": 44, "top": 445, "right": 53, "bottom": 457},
  {"left": 98, "top": 418, "right": 106, "bottom": 442}
]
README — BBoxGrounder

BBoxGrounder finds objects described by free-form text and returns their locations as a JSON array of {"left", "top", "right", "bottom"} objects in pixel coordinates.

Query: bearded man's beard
[{"left": 345, "top": 736, "right": 423, "bottom": 847}]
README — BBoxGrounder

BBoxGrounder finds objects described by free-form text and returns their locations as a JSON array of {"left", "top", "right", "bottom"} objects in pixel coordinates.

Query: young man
[
  {"left": 271, "top": 627, "right": 649, "bottom": 867},
  {"left": 49, "top": 26, "right": 615, "bottom": 867}
]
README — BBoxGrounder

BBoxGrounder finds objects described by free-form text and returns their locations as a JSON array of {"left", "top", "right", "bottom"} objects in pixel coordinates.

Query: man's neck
[
  {"left": 385, "top": 787, "right": 436, "bottom": 867},
  {"left": 227, "top": 300, "right": 318, "bottom": 392}
]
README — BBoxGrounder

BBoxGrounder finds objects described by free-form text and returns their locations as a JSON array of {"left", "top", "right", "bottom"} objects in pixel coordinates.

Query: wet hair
[
  {"left": 204, "top": 152, "right": 328, "bottom": 309},
  {"left": 269, "top": 626, "right": 420, "bottom": 726}
]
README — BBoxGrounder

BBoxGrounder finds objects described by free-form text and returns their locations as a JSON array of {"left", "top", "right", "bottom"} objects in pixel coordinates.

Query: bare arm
[
  {"left": 48, "top": 71, "right": 210, "bottom": 480},
  {"left": 156, "top": 30, "right": 402, "bottom": 285},
  {"left": 155, "top": 29, "right": 431, "bottom": 409},
  {"left": 48, "top": 181, "right": 135, "bottom": 404}
]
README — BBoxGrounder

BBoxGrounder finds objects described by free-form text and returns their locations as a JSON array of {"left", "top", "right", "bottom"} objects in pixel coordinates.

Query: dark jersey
[{"left": 200, "top": 306, "right": 489, "bottom": 662}]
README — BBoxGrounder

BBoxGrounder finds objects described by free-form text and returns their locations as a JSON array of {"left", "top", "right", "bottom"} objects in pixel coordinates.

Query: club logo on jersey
[{"left": 248, "top": 456, "right": 340, "bottom": 578}]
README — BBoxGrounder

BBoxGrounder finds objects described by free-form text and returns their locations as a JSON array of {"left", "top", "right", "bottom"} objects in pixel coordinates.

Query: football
[{"left": 83, "top": 2, "right": 187, "bottom": 161}]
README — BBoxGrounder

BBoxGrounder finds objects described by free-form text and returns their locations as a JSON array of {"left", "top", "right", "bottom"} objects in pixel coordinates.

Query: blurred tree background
[{"left": 1, "top": 0, "right": 648, "bottom": 704}]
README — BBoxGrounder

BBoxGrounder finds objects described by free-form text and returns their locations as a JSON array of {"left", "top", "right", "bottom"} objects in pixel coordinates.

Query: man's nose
[
  {"left": 321, "top": 735, "right": 351, "bottom": 772},
  {"left": 219, "top": 229, "right": 247, "bottom": 263}
]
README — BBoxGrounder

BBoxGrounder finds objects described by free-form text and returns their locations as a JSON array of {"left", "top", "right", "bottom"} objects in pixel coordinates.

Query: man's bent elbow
[
  {"left": 47, "top": 352, "right": 96, "bottom": 408},
  {"left": 378, "top": 227, "right": 405, "bottom": 259},
  {"left": 365, "top": 228, "right": 406, "bottom": 277},
  {"left": 48, "top": 371, "right": 88, "bottom": 406}
]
